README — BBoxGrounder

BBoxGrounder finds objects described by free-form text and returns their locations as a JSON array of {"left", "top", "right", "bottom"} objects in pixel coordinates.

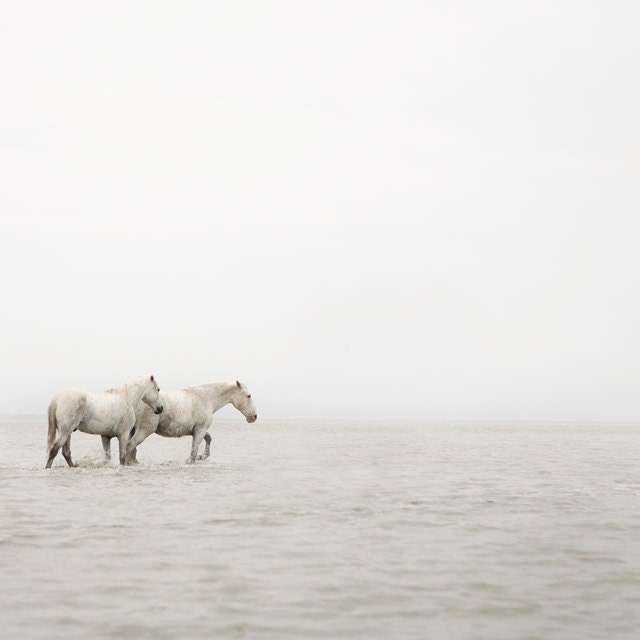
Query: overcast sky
[{"left": 1, "top": 1, "right": 639, "bottom": 420}]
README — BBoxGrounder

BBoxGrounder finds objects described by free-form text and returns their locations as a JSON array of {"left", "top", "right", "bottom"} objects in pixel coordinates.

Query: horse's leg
[
  {"left": 61, "top": 437, "right": 75, "bottom": 467},
  {"left": 125, "top": 413, "right": 158, "bottom": 464},
  {"left": 125, "top": 430, "right": 145, "bottom": 465},
  {"left": 101, "top": 436, "right": 111, "bottom": 461},
  {"left": 117, "top": 434, "right": 129, "bottom": 466},
  {"left": 46, "top": 418, "right": 77, "bottom": 469},
  {"left": 125, "top": 431, "right": 147, "bottom": 464},
  {"left": 46, "top": 439, "right": 61, "bottom": 469},
  {"left": 46, "top": 428, "right": 73, "bottom": 469},
  {"left": 127, "top": 425, "right": 138, "bottom": 464},
  {"left": 189, "top": 425, "right": 208, "bottom": 463},
  {"left": 46, "top": 394, "right": 86, "bottom": 469},
  {"left": 197, "top": 432, "right": 212, "bottom": 461}
]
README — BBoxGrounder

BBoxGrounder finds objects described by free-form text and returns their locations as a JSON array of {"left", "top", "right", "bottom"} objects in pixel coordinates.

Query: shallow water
[{"left": 0, "top": 419, "right": 639, "bottom": 639}]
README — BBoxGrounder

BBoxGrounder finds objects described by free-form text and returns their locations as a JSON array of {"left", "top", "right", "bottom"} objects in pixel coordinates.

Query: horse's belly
[
  {"left": 79, "top": 423, "right": 110, "bottom": 436},
  {"left": 78, "top": 416, "right": 118, "bottom": 436},
  {"left": 156, "top": 422, "right": 194, "bottom": 438}
]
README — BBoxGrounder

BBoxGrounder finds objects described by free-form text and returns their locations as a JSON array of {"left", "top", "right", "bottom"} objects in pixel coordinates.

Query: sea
[{"left": 0, "top": 418, "right": 638, "bottom": 639}]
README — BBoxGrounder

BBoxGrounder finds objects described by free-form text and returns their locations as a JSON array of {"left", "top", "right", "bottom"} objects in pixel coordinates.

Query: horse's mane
[
  {"left": 104, "top": 377, "right": 148, "bottom": 394},
  {"left": 105, "top": 380, "right": 136, "bottom": 393},
  {"left": 185, "top": 382, "right": 229, "bottom": 391}
]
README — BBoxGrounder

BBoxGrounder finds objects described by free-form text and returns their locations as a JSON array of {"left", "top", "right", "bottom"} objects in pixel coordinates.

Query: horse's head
[
  {"left": 142, "top": 375, "right": 164, "bottom": 415},
  {"left": 231, "top": 380, "right": 257, "bottom": 423}
]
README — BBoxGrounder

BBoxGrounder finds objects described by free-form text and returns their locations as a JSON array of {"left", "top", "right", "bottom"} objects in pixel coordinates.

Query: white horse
[
  {"left": 118, "top": 380, "right": 257, "bottom": 464},
  {"left": 46, "top": 375, "right": 163, "bottom": 469}
]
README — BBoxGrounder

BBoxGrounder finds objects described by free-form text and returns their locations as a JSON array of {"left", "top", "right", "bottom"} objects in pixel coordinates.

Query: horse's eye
[
  {"left": 247, "top": 394, "right": 251, "bottom": 399},
  {"left": 157, "top": 388, "right": 160, "bottom": 392}
]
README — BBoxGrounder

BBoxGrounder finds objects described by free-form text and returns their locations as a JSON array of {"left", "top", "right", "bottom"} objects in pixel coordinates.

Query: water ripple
[{"left": 0, "top": 419, "right": 639, "bottom": 639}]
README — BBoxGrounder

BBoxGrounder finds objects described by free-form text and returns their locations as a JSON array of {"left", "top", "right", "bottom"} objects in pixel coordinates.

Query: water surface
[{"left": 1, "top": 419, "right": 639, "bottom": 639}]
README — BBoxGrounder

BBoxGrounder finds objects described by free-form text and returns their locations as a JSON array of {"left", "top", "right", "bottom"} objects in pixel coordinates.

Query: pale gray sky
[{"left": 1, "top": 1, "right": 639, "bottom": 420}]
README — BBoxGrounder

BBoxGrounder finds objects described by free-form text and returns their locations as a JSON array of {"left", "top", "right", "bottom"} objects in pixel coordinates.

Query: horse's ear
[
  {"left": 150, "top": 375, "right": 155, "bottom": 382},
  {"left": 236, "top": 380, "right": 241, "bottom": 389}
]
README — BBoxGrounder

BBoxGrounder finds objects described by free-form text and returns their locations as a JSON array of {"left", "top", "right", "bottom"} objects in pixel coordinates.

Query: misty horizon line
[{"left": 1, "top": 413, "right": 638, "bottom": 425}]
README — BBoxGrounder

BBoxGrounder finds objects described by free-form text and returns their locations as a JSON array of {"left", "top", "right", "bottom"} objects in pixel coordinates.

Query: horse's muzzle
[
  {"left": 154, "top": 405, "right": 164, "bottom": 415},
  {"left": 246, "top": 414, "right": 257, "bottom": 423}
]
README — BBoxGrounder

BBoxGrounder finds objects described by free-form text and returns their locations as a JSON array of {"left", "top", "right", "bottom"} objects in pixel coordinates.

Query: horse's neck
[
  {"left": 201, "top": 383, "right": 235, "bottom": 414},
  {"left": 121, "top": 379, "right": 148, "bottom": 407}
]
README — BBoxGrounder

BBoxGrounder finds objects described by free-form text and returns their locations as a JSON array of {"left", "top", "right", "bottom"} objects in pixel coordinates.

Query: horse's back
[
  {"left": 52, "top": 389, "right": 129, "bottom": 435},
  {"left": 84, "top": 390, "right": 123, "bottom": 413}
]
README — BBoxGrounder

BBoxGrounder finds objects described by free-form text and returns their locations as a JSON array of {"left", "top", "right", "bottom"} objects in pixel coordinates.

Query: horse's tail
[{"left": 47, "top": 397, "right": 58, "bottom": 454}]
